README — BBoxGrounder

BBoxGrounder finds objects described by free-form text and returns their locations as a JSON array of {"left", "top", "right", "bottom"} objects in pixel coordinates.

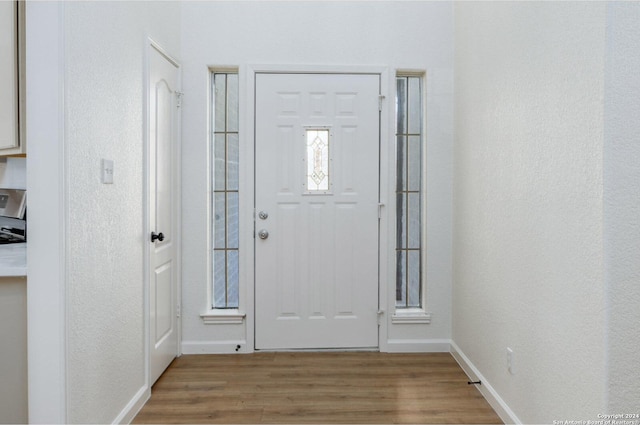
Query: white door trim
[
  {"left": 243, "top": 65, "right": 391, "bottom": 352},
  {"left": 143, "top": 37, "right": 182, "bottom": 390},
  {"left": 25, "top": 2, "right": 68, "bottom": 421}
]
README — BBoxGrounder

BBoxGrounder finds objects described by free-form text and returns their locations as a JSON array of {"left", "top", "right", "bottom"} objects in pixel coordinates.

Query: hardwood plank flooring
[{"left": 133, "top": 352, "right": 502, "bottom": 424}]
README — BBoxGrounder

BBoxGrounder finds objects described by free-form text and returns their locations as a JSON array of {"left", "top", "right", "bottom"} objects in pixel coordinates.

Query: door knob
[
  {"left": 151, "top": 232, "right": 165, "bottom": 242},
  {"left": 258, "top": 211, "right": 269, "bottom": 220},
  {"left": 258, "top": 229, "right": 269, "bottom": 240}
]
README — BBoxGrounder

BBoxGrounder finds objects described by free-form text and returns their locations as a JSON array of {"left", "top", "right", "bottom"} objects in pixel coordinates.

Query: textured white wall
[
  {"left": 63, "top": 2, "right": 180, "bottom": 423},
  {"left": 453, "top": 2, "right": 607, "bottom": 422},
  {"left": 604, "top": 2, "right": 640, "bottom": 412},
  {"left": 179, "top": 1, "right": 454, "bottom": 350}
]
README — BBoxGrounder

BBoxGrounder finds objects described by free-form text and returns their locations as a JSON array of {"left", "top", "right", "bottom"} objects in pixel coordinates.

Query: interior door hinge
[
  {"left": 175, "top": 91, "right": 184, "bottom": 108},
  {"left": 378, "top": 95, "right": 385, "bottom": 111},
  {"left": 176, "top": 304, "right": 181, "bottom": 318},
  {"left": 378, "top": 202, "right": 385, "bottom": 219},
  {"left": 377, "top": 309, "right": 385, "bottom": 325}
]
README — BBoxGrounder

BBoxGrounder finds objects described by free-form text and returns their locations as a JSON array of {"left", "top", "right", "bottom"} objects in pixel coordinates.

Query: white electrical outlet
[
  {"left": 507, "top": 347, "right": 514, "bottom": 374},
  {"left": 101, "top": 159, "right": 114, "bottom": 184}
]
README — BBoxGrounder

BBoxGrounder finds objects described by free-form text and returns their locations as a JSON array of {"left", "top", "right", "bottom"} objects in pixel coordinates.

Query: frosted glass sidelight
[
  {"left": 396, "top": 78, "right": 407, "bottom": 134},
  {"left": 395, "top": 177, "right": 421, "bottom": 251},
  {"left": 227, "top": 192, "right": 239, "bottom": 249},
  {"left": 214, "top": 134, "right": 226, "bottom": 191},
  {"left": 396, "top": 251, "right": 407, "bottom": 305},
  {"left": 395, "top": 75, "right": 423, "bottom": 309},
  {"left": 214, "top": 74, "right": 226, "bottom": 132},
  {"left": 408, "top": 136, "right": 421, "bottom": 192},
  {"left": 397, "top": 193, "right": 406, "bottom": 245},
  {"left": 408, "top": 77, "right": 422, "bottom": 135},
  {"left": 408, "top": 193, "right": 421, "bottom": 249},
  {"left": 212, "top": 71, "right": 240, "bottom": 309},
  {"left": 407, "top": 251, "right": 421, "bottom": 307},
  {"left": 305, "top": 129, "right": 330, "bottom": 192},
  {"left": 396, "top": 136, "right": 406, "bottom": 191},
  {"left": 213, "top": 251, "right": 227, "bottom": 306},
  {"left": 227, "top": 74, "right": 239, "bottom": 132},
  {"left": 214, "top": 193, "right": 226, "bottom": 249},
  {"left": 227, "top": 134, "right": 239, "bottom": 191},
  {"left": 226, "top": 251, "right": 239, "bottom": 308}
]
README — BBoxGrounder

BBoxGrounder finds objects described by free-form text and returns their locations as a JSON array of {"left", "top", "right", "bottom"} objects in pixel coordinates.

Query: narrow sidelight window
[
  {"left": 395, "top": 75, "right": 423, "bottom": 309},
  {"left": 212, "top": 71, "right": 239, "bottom": 309}
]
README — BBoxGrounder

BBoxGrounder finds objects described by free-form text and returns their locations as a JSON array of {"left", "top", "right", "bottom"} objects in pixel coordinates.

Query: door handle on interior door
[
  {"left": 151, "top": 232, "right": 165, "bottom": 242},
  {"left": 258, "top": 229, "right": 269, "bottom": 240}
]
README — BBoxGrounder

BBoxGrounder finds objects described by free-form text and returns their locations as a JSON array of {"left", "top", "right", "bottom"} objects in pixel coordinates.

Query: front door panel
[{"left": 255, "top": 73, "right": 380, "bottom": 350}]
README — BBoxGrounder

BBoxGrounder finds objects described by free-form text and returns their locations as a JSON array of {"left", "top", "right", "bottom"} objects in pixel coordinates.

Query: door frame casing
[
  {"left": 244, "top": 65, "right": 391, "bottom": 352},
  {"left": 143, "top": 37, "right": 182, "bottom": 391}
]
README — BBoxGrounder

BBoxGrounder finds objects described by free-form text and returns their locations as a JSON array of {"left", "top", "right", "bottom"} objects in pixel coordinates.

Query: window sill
[
  {"left": 201, "top": 310, "right": 245, "bottom": 325},
  {"left": 392, "top": 309, "right": 431, "bottom": 324}
]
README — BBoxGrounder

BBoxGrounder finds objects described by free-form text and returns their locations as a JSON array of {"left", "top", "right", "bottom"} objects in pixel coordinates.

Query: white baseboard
[
  {"left": 450, "top": 341, "right": 522, "bottom": 425},
  {"left": 181, "top": 340, "right": 249, "bottom": 354},
  {"left": 112, "top": 385, "right": 150, "bottom": 425},
  {"left": 384, "top": 338, "right": 451, "bottom": 352}
]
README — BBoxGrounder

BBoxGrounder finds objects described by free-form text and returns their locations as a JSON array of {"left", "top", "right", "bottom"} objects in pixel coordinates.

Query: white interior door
[
  {"left": 148, "top": 45, "right": 180, "bottom": 384},
  {"left": 255, "top": 73, "right": 380, "bottom": 350}
]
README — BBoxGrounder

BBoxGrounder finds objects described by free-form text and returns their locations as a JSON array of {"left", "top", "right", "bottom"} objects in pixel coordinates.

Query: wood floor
[{"left": 133, "top": 352, "right": 502, "bottom": 424}]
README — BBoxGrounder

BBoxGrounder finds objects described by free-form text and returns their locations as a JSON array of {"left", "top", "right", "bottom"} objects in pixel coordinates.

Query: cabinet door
[{"left": 0, "top": 1, "right": 19, "bottom": 151}]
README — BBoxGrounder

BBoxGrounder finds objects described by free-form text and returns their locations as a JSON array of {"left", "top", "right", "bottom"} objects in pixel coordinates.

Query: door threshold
[{"left": 255, "top": 347, "right": 380, "bottom": 353}]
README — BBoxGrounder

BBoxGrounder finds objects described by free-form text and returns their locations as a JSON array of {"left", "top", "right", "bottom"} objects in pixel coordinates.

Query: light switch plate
[
  {"left": 101, "top": 159, "right": 114, "bottom": 184},
  {"left": 507, "top": 347, "right": 514, "bottom": 374}
]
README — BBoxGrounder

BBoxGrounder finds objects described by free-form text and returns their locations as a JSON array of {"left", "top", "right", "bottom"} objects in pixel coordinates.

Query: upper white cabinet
[{"left": 0, "top": 1, "right": 25, "bottom": 155}]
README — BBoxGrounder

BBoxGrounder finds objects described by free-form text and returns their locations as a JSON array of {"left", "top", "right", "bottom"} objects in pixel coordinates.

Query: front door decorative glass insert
[{"left": 305, "top": 128, "right": 330, "bottom": 192}]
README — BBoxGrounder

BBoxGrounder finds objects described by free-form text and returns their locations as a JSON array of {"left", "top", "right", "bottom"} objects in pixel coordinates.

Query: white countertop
[{"left": 0, "top": 243, "right": 26, "bottom": 277}]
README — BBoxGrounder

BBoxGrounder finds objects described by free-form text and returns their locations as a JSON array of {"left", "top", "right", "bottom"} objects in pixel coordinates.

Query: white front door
[
  {"left": 148, "top": 45, "right": 180, "bottom": 384},
  {"left": 255, "top": 73, "right": 380, "bottom": 350}
]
